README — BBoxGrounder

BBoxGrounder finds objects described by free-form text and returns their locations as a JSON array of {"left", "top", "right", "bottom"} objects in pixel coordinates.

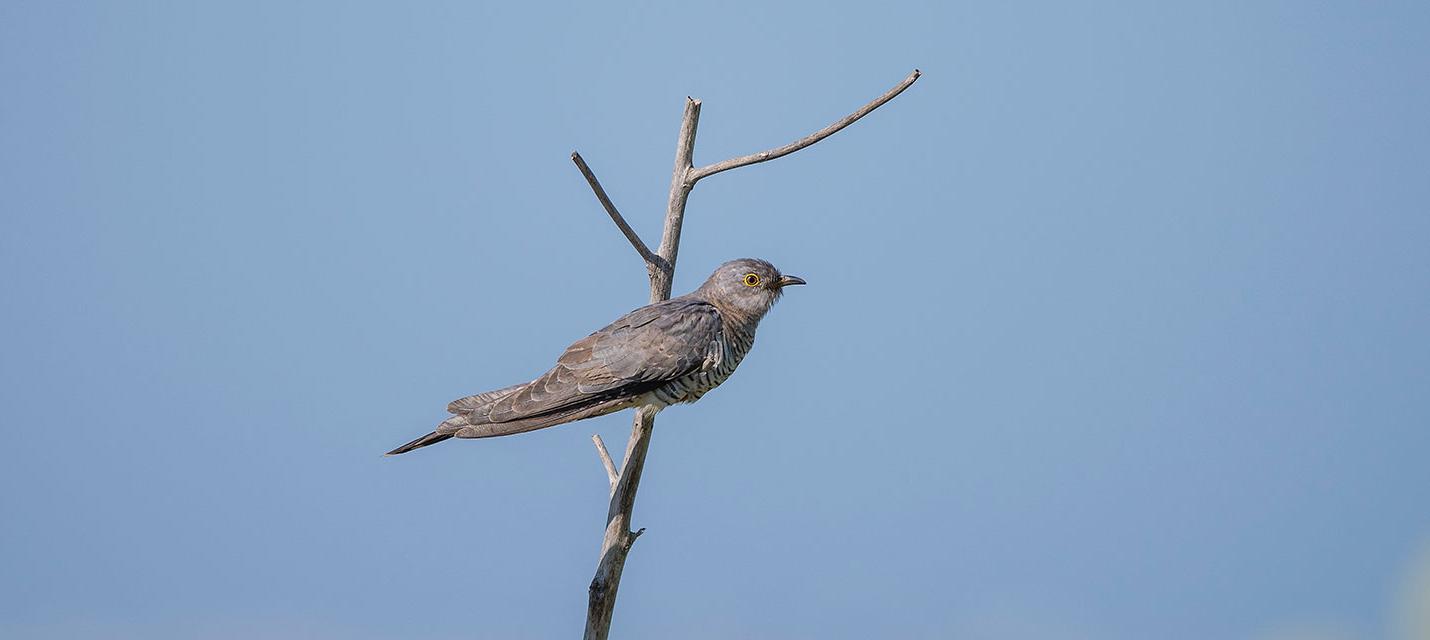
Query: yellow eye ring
[{"left": 742, "top": 273, "right": 762, "bottom": 287}]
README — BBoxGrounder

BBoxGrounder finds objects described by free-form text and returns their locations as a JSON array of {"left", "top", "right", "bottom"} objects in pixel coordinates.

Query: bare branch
[
  {"left": 571, "top": 151, "right": 668, "bottom": 271},
  {"left": 585, "top": 406, "right": 657, "bottom": 640},
  {"left": 688, "top": 69, "right": 921, "bottom": 183},
  {"left": 585, "top": 98, "right": 703, "bottom": 640},
  {"left": 649, "top": 97, "right": 701, "bottom": 301},
  {"left": 592, "top": 434, "right": 619, "bottom": 490},
  {"left": 583, "top": 71, "right": 916, "bottom": 640}
]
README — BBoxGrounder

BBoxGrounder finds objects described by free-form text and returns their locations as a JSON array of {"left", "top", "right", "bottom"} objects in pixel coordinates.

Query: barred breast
[{"left": 648, "top": 326, "right": 755, "bottom": 407}]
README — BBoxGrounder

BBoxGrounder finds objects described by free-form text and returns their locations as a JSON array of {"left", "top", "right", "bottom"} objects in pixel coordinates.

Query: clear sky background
[{"left": 3, "top": 2, "right": 1428, "bottom": 639}]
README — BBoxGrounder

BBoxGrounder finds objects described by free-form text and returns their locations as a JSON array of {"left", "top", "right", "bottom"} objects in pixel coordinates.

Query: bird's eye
[{"left": 742, "top": 273, "right": 762, "bottom": 287}]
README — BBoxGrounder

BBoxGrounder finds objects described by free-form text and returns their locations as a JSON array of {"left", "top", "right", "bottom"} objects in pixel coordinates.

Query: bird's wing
[{"left": 459, "top": 297, "right": 722, "bottom": 424}]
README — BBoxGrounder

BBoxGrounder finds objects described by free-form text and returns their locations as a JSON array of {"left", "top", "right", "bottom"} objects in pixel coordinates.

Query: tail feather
[
  {"left": 446, "top": 396, "right": 634, "bottom": 439},
  {"left": 385, "top": 431, "right": 454, "bottom": 456},
  {"left": 387, "top": 386, "right": 644, "bottom": 456},
  {"left": 447, "top": 382, "right": 525, "bottom": 414}
]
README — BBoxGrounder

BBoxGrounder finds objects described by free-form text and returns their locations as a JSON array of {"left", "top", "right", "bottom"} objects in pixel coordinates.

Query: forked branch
[{"left": 577, "top": 70, "right": 919, "bottom": 640}]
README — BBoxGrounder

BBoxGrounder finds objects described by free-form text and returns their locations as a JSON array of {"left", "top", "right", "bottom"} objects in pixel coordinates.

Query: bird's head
[{"left": 694, "top": 258, "right": 805, "bottom": 321}]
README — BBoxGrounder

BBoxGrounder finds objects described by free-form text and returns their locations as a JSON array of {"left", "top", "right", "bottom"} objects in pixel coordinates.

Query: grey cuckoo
[{"left": 386, "top": 258, "right": 804, "bottom": 455}]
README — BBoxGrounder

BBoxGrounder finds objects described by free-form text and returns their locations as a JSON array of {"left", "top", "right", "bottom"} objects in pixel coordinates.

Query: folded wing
[{"left": 439, "top": 297, "right": 722, "bottom": 438}]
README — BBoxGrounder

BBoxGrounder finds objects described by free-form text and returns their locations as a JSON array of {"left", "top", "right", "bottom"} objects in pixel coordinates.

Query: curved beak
[{"left": 775, "top": 275, "right": 807, "bottom": 288}]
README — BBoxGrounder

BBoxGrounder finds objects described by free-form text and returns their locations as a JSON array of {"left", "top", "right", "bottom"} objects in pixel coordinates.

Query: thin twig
[
  {"left": 592, "top": 434, "right": 619, "bottom": 489},
  {"left": 571, "top": 152, "right": 668, "bottom": 272},
  {"left": 688, "top": 69, "right": 920, "bottom": 183}
]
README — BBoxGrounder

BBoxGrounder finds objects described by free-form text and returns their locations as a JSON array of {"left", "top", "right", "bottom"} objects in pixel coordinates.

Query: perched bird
[{"left": 386, "top": 258, "right": 805, "bottom": 455}]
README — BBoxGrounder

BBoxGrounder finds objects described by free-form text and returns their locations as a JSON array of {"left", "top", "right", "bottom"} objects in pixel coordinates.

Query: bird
[{"left": 386, "top": 258, "right": 805, "bottom": 455}]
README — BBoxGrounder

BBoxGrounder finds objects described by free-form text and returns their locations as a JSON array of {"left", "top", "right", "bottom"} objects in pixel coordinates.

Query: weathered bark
[{"left": 574, "top": 70, "right": 920, "bottom": 640}]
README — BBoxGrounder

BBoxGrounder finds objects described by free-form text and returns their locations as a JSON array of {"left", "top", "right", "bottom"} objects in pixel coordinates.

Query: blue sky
[{"left": 2, "top": 2, "right": 1428, "bottom": 639}]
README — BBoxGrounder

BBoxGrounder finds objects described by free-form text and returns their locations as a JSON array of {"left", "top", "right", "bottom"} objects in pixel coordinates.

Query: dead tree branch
[
  {"left": 688, "top": 69, "right": 920, "bottom": 183},
  {"left": 591, "top": 434, "right": 618, "bottom": 491},
  {"left": 576, "top": 70, "right": 918, "bottom": 640},
  {"left": 571, "top": 152, "right": 668, "bottom": 272}
]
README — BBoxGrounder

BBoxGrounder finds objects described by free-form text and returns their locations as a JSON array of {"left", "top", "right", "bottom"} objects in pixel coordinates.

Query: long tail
[
  {"left": 385, "top": 431, "right": 454, "bottom": 456},
  {"left": 386, "top": 384, "right": 639, "bottom": 456}
]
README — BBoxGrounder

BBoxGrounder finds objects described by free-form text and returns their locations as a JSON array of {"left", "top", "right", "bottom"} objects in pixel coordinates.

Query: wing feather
[{"left": 456, "top": 297, "right": 721, "bottom": 426}]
